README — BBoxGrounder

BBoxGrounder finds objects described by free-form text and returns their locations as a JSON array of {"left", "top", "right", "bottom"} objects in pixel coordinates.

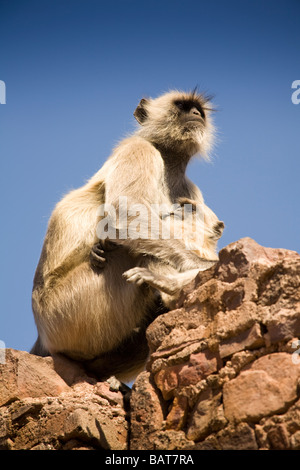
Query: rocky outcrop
[
  {"left": 130, "top": 238, "right": 300, "bottom": 450},
  {"left": 0, "top": 350, "right": 128, "bottom": 450},
  {"left": 0, "top": 238, "right": 299, "bottom": 450}
]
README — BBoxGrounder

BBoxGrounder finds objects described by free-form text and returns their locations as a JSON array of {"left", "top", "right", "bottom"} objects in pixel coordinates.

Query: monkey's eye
[{"left": 174, "top": 100, "right": 189, "bottom": 112}]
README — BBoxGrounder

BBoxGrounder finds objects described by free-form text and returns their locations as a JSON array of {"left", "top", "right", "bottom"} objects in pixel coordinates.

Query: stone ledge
[{"left": 1, "top": 238, "right": 299, "bottom": 450}]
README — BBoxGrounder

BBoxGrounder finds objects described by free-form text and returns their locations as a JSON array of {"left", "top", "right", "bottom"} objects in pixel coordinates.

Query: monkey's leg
[
  {"left": 30, "top": 335, "right": 50, "bottom": 357},
  {"left": 84, "top": 298, "right": 168, "bottom": 383}
]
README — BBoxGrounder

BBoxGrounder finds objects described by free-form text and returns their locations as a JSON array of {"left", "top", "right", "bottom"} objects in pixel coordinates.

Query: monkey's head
[{"left": 134, "top": 90, "right": 215, "bottom": 159}]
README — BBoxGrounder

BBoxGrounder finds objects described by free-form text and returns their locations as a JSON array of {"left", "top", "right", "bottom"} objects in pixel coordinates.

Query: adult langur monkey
[{"left": 31, "top": 89, "right": 224, "bottom": 380}]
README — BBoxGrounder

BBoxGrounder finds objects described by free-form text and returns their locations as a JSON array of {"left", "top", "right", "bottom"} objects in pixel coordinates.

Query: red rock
[
  {"left": 223, "top": 370, "right": 283, "bottom": 423},
  {"left": 154, "top": 366, "right": 180, "bottom": 400},
  {"left": 219, "top": 323, "right": 264, "bottom": 358},
  {"left": 186, "top": 387, "right": 226, "bottom": 441},
  {"left": 165, "top": 395, "right": 188, "bottom": 430},
  {"left": 0, "top": 349, "right": 70, "bottom": 406},
  {"left": 1, "top": 238, "right": 299, "bottom": 451},
  {"left": 246, "top": 353, "right": 300, "bottom": 403},
  {"left": 265, "top": 308, "right": 300, "bottom": 344},
  {"left": 217, "top": 423, "right": 258, "bottom": 450},
  {"left": 180, "top": 350, "right": 221, "bottom": 383},
  {"left": 154, "top": 349, "right": 220, "bottom": 400},
  {"left": 223, "top": 353, "right": 300, "bottom": 423},
  {"left": 0, "top": 350, "right": 128, "bottom": 450},
  {"left": 130, "top": 371, "right": 165, "bottom": 450},
  {"left": 267, "top": 424, "right": 290, "bottom": 450}
]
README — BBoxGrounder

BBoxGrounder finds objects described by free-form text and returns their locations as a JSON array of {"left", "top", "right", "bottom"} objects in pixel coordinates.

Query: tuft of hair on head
[{"left": 190, "top": 86, "right": 216, "bottom": 113}]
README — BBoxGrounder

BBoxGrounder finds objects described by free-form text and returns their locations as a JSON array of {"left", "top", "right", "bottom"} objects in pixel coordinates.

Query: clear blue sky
[{"left": 0, "top": 0, "right": 299, "bottom": 353}]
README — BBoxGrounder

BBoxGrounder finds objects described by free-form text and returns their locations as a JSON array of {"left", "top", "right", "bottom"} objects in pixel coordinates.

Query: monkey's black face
[{"left": 174, "top": 99, "right": 206, "bottom": 123}]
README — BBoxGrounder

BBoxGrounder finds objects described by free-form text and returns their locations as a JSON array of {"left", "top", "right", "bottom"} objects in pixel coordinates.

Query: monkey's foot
[{"left": 123, "top": 267, "right": 178, "bottom": 295}]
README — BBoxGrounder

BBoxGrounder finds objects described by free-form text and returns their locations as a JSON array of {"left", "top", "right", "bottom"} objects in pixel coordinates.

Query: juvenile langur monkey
[
  {"left": 31, "top": 89, "right": 224, "bottom": 379},
  {"left": 122, "top": 197, "right": 224, "bottom": 310}
]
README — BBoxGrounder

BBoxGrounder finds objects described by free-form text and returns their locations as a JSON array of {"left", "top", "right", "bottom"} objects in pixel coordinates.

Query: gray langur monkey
[{"left": 31, "top": 89, "right": 224, "bottom": 380}]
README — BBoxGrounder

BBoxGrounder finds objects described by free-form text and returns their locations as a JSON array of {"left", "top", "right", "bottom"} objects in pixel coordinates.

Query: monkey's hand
[
  {"left": 90, "top": 239, "right": 118, "bottom": 270},
  {"left": 123, "top": 267, "right": 156, "bottom": 287}
]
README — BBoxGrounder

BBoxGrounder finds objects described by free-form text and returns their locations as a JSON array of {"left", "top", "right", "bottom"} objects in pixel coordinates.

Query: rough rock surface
[
  {"left": 0, "top": 238, "right": 299, "bottom": 450},
  {"left": 0, "top": 350, "right": 128, "bottom": 450},
  {"left": 131, "top": 237, "right": 300, "bottom": 450}
]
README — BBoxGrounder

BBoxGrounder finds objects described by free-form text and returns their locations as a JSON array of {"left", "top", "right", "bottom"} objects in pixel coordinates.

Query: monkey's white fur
[{"left": 31, "top": 90, "right": 223, "bottom": 379}]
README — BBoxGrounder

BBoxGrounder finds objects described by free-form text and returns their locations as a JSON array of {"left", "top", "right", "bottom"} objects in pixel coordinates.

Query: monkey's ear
[{"left": 134, "top": 98, "right": 149, "bottom": 124}]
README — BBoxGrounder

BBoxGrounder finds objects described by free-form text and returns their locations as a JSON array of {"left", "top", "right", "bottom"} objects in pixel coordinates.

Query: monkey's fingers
[
  {"left": 92, "top": 245, "right": 105, "bottom": 255},
  {"left": 90, "top": 258, "right": 106, "bottom": 269},
  {"left": 123, "top": 267, "right": 155, "bottom": 287},
  {"left": 122, "top": 270, "right": 143, "bottom": 284},
  {"left": 97, "top": 239, "right": 119, "bottom": 252},
  {"left": 90, "top": 244, "right": 106, "bottom": 269}
]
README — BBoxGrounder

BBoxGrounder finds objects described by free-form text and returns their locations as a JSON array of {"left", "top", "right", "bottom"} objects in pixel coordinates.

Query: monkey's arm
[
  {"left": 34, "top": 184, "right": 103, "bottom": 290},
  {"left": 123, "top": 263, "right": 215, "bottom": 295}
]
